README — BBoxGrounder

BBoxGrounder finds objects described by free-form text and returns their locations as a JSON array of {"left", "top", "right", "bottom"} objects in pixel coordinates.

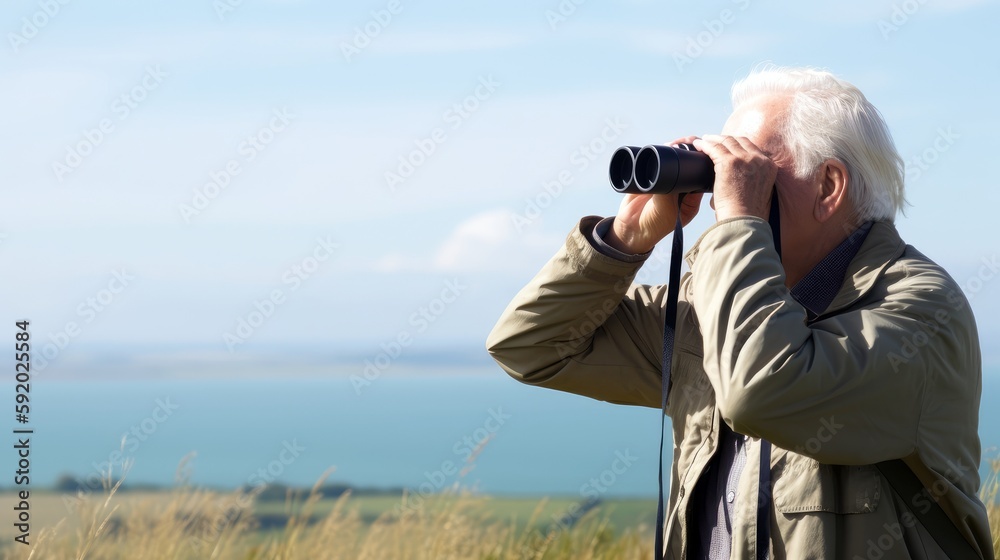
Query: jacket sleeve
[
  {"left": 486, "top": 216, "right": 672, "bottom": 409},
  {"left": 688, "top": 217, "right": 978, "bottom": 465}
]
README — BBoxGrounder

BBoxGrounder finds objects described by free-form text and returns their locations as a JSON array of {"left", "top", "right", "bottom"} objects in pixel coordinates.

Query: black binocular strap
[
  {"left": 874, "top": 460, "right": 982, "bottom": 559},
  {"left": 653, "top": 191, "right": 780, "bottom": 560}
]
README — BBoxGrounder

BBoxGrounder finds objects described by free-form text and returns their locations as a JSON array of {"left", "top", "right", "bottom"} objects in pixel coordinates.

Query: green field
[
  {"left": 253, "top": 493, "right": 655, "bottom": 533},
  {"left": 0, "top": 488, "right": 657, "bottom": 559},
  {"left": 0, "top": 482, "right": 995, "bottom": 559}
]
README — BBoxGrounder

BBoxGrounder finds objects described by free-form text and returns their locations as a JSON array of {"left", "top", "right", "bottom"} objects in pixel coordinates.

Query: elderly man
[{"left": 487, "top": 67, "right": 993, "bottom": 559}]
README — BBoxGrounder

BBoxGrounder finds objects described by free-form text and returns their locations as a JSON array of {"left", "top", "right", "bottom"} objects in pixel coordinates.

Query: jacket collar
[
  {"left": 822, "top": 220, "right": 907, "bottom": 317},
  {"left": 791, "top": 222, "right": 872, "bottom": 318}
]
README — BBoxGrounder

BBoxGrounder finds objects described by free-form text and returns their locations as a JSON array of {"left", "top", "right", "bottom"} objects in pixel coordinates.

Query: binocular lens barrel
[
  {"left": 608, "top": 143, "right": 715, "bottom": 194},
  {"left": 609, "top": 146, "right": 641, "bottom": 192}
]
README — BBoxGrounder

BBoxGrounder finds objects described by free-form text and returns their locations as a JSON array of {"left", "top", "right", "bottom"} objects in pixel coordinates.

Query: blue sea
[{"left": 12, "top": 366, "right": 1000, "bottom": 498}]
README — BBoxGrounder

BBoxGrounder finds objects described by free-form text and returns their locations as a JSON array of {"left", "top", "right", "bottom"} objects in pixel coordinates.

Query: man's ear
[{"left": 814, "top": 159, "right": 849, "bottom": 223}]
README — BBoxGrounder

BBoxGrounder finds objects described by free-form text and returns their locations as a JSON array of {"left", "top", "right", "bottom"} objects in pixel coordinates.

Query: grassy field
[{"left": 0, "top": 468, "right": 996, "bottom": 559}]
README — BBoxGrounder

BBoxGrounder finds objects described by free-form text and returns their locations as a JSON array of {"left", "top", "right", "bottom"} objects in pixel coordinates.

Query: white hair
[{"left": 731, "top": 65, "right": 906, "bottom": 223}]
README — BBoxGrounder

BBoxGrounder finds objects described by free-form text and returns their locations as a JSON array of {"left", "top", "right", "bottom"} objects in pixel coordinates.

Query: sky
[{"left": 2, "top": 0, "right": 999, "bottom": 378}]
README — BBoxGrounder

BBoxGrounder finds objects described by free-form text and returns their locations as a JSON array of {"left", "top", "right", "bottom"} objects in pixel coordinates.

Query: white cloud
[
  {"left": 10, "top": 26, "right": 529, "bottom": 66},
  {"left": 373, "top": 252, "right": 423, "bottom": 273},
  {"left": 627, "top": 30, "right": 776, "bottom": 59},
  {"left": 432, "top": 209, "right": 515, "bottom": 271},
  {"left": 365, "top": 30, "right": 531, "bottom": 55},
  {"left": 374, "top": 209, "right": 562, "bottom": 274},
  {"left": 550, "top": 22, "right": 774, "bottom": 61},
  {"left": 778, "top": 0, "right": 994, "bottom": 24}
]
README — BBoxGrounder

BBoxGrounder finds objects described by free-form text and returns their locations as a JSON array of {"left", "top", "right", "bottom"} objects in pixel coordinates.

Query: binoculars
[{"left": 609, "top": 143, "right": 715, "bottom": 194}]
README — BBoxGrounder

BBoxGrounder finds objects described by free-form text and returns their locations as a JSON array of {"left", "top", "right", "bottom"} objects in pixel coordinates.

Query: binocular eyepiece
[{"left": 609, "top": 143, "right": 715, "bottom": 194}]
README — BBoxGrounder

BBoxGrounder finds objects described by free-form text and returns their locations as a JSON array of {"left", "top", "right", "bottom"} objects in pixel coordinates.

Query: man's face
[{"left": 718, "top": 94, "right": 830, "bottom": 284}]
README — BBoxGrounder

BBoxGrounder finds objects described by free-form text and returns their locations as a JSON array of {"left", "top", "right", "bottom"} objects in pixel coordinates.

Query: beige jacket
[{"left": 487, "top": 216, "right": 993, "bottom": 559}]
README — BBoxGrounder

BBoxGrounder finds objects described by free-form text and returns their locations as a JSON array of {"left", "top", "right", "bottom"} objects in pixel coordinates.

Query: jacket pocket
[{"left": 772, "top": 452, "right": 881, "bottom": 514}]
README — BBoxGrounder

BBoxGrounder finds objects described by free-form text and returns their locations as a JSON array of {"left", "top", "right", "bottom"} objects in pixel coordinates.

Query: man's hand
[
  {"left": 693, "top": 134, "right": 778, "bottom": 222},
  {"left": 605, "top": 137, "right": 704, "bottom": 254}
]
